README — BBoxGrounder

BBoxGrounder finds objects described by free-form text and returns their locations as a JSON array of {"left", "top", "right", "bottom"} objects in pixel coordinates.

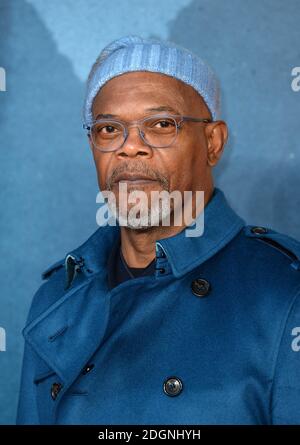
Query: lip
[
  {"left": 115, "top": 174, "right": 157, "bottom": 183},
  {"left": 119, "top": 180, "right": 157, "bottom": 185}
]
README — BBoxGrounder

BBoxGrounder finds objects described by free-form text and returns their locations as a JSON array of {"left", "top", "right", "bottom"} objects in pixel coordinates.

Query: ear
[{"left": 205, "top": 120, "right": 228, "bottom": 167}]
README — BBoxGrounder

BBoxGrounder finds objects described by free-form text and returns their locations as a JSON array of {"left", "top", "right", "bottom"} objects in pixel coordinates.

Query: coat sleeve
[
  {"left": 16, "top": 341, "right": 40, "bottom": 425},
  {"left": 16, "top": 261, "right": 65, "bottom": 425},
  {"left": 271, "top": 288, "right": 300, "bottom": 424},
  {"left": 16, "top": 283, "right": 50, "bottom": 424},
  {"left": 16, "top": 283, "right": 43, "bottom": 425}
]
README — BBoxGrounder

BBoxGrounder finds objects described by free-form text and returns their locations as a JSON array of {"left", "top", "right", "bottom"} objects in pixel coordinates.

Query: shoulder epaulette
[
  {"left": 244, "top": 225, "right": 300, "bottom": 271},
  {"left": 41, "top": 259, "right": 65, "bottom": 280}
]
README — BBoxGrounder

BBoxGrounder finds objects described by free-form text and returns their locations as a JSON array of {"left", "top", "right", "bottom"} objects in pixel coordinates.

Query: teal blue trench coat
[{"left": 17, "top": 188, "right": 300, "bottom": 424}]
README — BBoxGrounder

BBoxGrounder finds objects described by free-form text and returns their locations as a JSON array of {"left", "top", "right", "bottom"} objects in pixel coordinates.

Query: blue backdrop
[{"left": 0, "top": 0, "right": 299, "bottom": 424}]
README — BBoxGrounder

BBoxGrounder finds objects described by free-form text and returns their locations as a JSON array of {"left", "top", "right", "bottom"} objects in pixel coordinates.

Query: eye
[
  {"left": 157, "top": 120, "right": 174, "bottom": 128},
  {"left": 153, "top": 119, "right": 175, "bottom": 128},
  {"left": 93, "top": 122, "right": 122, "bottom": 136},
  {"left": 98, "top": 125, "right": 118, "bottom": 134}
]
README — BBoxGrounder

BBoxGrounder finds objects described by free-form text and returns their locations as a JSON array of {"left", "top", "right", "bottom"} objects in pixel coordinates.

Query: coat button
[
  {"left": 191, "top": 278, "right": 211, "bottom": 297},
  {"left": 82, "top": 363, "right": 95, "bottom": 375},
  {"left": 250, "top": 226, "right": 268, "bottom": 235},
  {"left": 51, "top": 382, "right": 62, "bottom": 400},
  {"left": 163, "top": 377, "right": 183, "bottom": 397}
]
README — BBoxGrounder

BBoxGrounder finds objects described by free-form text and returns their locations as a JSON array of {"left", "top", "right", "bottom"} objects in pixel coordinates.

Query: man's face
[{"left": 89, "top": 71, "right": 225, "bottom": 229}]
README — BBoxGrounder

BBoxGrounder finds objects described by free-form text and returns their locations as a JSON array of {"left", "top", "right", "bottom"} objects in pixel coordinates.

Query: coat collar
[
  {"left": 155, "top": 187, "right": 245, "bottom": 277},
  {"left": 23, "top": 187, "right": 245, "bottom": 387},
  {"left": 65, "top": 186, "right": 245, "bottom": 279}
]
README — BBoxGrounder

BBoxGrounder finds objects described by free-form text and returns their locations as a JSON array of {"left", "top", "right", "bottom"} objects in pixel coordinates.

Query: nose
[{"left": 116, "top": 125, "right": 153, "bottom": 159}]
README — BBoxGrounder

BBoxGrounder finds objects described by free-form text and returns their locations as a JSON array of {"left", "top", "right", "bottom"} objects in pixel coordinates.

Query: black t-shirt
[{"left": 107, "top": 235, "right": 156, "bottom": 290}]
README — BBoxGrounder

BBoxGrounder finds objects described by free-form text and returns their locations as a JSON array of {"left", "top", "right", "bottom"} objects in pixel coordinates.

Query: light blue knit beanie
[{"left": 83, "top": 35, "right": 220, "bottom": 124}]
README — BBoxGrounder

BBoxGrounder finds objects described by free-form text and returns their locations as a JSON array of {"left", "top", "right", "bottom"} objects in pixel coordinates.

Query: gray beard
[{"left": 107, "top": 196, "right": 173, "bottom": 230}]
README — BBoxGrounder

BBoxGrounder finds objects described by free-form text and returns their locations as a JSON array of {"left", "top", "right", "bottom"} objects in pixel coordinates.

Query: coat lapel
[{"left": 23, "top": 272, "right": 111, "bottom": 385}]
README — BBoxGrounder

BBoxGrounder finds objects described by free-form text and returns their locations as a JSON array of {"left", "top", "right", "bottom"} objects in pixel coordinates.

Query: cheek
[
  {"left": 189, "top": 135, "right": 208, "bottom": 170},
  {"left": 163, "top": 155, "right": 191, "bottom": 190},
  {"left": 170, "top": 141, "right": 206, "bottom": 187},
  {"left": 92, "top": 150, "right": 110, "bottom": 189}
]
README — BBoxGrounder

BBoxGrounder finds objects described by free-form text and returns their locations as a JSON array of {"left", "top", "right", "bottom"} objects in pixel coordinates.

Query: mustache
[{"left": 105, "top": 162, "right": 169, "bottom": 190}]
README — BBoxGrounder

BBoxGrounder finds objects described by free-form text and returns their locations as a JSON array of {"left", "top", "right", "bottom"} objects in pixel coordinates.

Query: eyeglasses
[{"left": 83, "top": 114, "right": 212, "bottom": 152}]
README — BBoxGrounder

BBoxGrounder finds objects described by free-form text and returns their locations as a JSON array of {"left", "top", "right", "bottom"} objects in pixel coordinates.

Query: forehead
[{"left": 92, "top": 71, "right": 203, "bottom": 115}]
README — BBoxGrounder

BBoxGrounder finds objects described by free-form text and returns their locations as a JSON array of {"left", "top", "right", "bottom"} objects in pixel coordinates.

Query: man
[{"left": 17, "top": 35, "right": 300, "bottom": 425}]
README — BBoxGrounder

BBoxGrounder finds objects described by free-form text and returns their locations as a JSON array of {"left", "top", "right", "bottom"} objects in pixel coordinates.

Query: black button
[
  {"left": 250, "top": 226, "right": 268, "bottom": 235},
  {"left": 191, "top": 278, "right": 211, "bottom": 297},
  {"left": 82, "top": 363, "right": 95, "bottom": 375},
  {"left": 51, "top": 382, "right": 62, "bottom": 400},
  {"left": 163, "top": 377, "right": 183, "bottom": 397}
]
